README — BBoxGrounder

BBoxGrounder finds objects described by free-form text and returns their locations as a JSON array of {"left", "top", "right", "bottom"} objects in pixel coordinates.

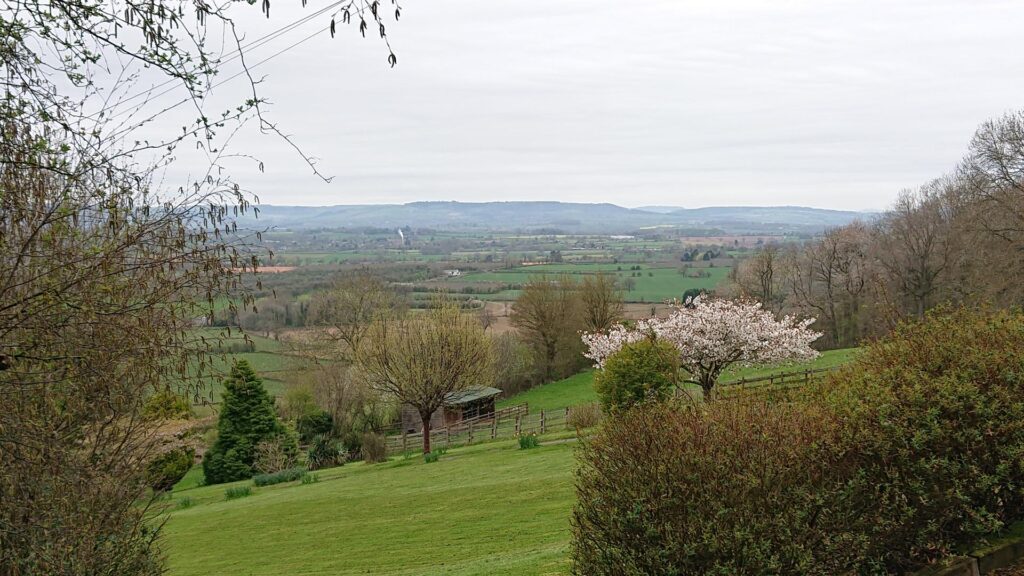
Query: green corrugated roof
[{"left": 445, "top": 386, "right": 502, "bottom": 405}]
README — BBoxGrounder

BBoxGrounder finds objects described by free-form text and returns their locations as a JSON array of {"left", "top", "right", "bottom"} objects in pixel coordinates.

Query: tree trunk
[{"left": 420, "top": 410, "right": 432, "bottom": 454}]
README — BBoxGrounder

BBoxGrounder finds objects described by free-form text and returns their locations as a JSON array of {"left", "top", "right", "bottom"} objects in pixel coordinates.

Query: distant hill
[{"left": 241, "top": 201, "right": 871, "bottom": 234}]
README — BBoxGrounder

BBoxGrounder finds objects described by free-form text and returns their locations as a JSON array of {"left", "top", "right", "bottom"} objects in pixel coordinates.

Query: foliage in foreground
[{"left": 572, "top": 307, "right": 1024, "bottom": 575}]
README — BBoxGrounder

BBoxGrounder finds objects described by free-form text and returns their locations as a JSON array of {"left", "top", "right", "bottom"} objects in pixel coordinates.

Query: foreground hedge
[{"left": 572, "top": 307, "right": 1024, "bottom": 575}]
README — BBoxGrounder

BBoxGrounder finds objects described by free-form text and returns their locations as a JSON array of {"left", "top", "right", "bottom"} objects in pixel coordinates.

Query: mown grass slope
[{"left": 163, "top": 439, "right": 577, "bottom": 576}]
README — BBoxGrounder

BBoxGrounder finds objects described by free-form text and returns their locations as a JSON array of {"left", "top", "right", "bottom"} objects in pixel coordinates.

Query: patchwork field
[{"left": 441, "top": 262, "right": 732, "bottom": 303}]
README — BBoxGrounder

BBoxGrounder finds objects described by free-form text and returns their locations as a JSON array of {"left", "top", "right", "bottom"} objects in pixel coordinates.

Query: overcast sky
[{"left": 146, "top": 0, "right": 1024, "bottom": 211}]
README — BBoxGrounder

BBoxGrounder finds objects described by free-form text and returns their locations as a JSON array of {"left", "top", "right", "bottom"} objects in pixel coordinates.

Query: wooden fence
[
  {"left": 715, "top": 366, "right": 837, "bottom": 400},
  {"left": 384, "top": 366, "right": 841, "bottom": 455},
  {"left": 385, "top": 403, "right": 577, "bottom": 455}
]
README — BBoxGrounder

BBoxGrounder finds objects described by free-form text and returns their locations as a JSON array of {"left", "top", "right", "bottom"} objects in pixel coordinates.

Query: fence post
[
  {"left": 491, "top": 416, "right": 498, "bottom": 439},
  {"left": 540, "top": 410, "right": 546, "bottom": 434},
  {"left": 469, "top": 422, "right": 474, "bottom": 444},
  {"left": 565, "top": 406, "right": 571, "bottom": 427},
  {"left": 402, "top": 432, "right": 407, "bottom": 453},
  {"left": 515, "top": 415, "right": 521, "bottom": 436}
]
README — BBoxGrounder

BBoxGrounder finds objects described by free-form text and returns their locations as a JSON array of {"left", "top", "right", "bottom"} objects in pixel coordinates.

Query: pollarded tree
[
  {"left": 203, "top": 360, "right": 296, "bottom": 484},
  {"left": 583, "top": 297, "right": 821, "bottom": 397},
  {"left": 356, "top": 300, "right": 494, "bottom": 454}
]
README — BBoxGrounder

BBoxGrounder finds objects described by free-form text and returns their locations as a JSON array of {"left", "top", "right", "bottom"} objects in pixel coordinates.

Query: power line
[
  {"left": 100, "top": 0, "right": 344, "bottom": 119},
  {"left": 108, "top": 22, "right": 328, "bottom": 140}
]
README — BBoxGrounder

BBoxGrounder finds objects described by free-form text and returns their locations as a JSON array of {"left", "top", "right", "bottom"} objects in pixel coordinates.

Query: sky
[{"left": 137, "top": 0, "right": 1024, "bottom": 211}]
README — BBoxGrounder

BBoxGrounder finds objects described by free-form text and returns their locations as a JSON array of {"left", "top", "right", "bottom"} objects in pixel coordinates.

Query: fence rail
[
  {"left": 385, "top": 403, "right": 576, "bottom": 455},
  {"left": 384, "top": 366, "right": 841, "bottom": 454}
]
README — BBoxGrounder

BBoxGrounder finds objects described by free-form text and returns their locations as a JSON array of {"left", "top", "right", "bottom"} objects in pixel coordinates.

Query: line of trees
[
  {"left": 511, "top": 273, "right": 624, "bottom": 384},
  {"left": 728, "top": 112, "right": 1024, "bottom": 349}
]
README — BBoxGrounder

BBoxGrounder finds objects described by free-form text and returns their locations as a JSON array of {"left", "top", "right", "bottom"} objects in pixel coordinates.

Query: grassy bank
[{"left": 162, "top": 438, "right": 577, "bottom": 576}]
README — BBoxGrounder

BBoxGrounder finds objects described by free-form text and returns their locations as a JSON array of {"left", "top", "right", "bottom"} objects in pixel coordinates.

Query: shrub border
[{"left": 914, "top": 535, "right": 1024, "bottom": 575}]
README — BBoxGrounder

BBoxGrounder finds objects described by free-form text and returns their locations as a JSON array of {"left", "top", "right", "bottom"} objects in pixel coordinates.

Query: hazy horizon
[{"left": 138, "top": 0, "right": 1024, "bottom": 212}]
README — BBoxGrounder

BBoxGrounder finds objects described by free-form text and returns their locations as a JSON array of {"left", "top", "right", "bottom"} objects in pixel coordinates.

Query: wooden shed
[{"left": 400, "top": 386, "right": 502, "bottom": 434}]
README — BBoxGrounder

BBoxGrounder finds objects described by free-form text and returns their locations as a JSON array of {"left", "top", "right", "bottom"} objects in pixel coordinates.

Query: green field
[
  {"left": 498, "top": 347, "right": 860, "bottom": 413},
  {"left": 164, "top": 347, "right": 860, "bottom": 575},
  {"left": 163, "top": 439, "right": 577, "bottom": 576},
  {"left": 449, "top": 263, "right": 731, "bottom": 303},
  {"left": 183, "top": 329, "right": 315, "bottom": 404}
]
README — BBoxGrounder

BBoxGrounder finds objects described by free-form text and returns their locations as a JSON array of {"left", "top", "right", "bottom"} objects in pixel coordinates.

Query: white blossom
[{"left": 582, "top": 298, "right": 822, "bottom": 393}]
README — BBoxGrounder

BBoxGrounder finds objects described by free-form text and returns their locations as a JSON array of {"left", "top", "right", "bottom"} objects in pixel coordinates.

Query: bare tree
[
  {"left": 729, "top": 244, "right": 783, "bottom": 312},
  {"left": 1, "top": 0, "right": 402, "bottom": 571},
  {"left": 356, "top": 300, "right": 493, "bottom": 454},
  {"left": 306, "top": 272, "right": 405, "bottom": 363},
  {"left": 511, "top": 275, "right": 585, "bottom": 382},
  {"left": 873, "top": 185, "right": 953, "bottom": 319},
  {"left": 580, "top": 273, "right": 624, "bottom": 333}
]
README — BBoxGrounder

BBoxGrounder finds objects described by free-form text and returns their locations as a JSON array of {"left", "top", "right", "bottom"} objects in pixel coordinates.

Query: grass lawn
[
  {"left": 499, "top": 347, "right": 861, "bottom": 412},
  {"left": 162, "top": 439, "right": 577, "bottom": 576}
]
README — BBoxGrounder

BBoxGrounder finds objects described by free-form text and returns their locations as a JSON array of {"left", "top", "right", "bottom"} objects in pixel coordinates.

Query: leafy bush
[
  {"left": 142, "top": 390, "right": 191, "bottom": 421},
  {"left": 361, "top": 433, "right": 387, "bottom": 463},
  {"left": 301, "top": 473, "right": 320, "bottom": 485},
  {"left": 307, "top": 434, "right": 342, "bottom": 471},
  {"left": 566, "top": 402, "right": 602, "bottom": 430},
  {"left": 296, "top": 411, "right": 333, "bottom": 444},
  {"left": 572, "top": 307, "right": 1024, "bottom": 575},
  {"left": 423, "top": 451, "right": 440, "bottom": 463},
  {"left": 592, "top": 338, "right": 677, "bottom": 413},
  {"left": 252, "top": 467, "right": 307, "bottom": 487},
  {"left": 203, "top": 361, "right": 294, "bottom": 485},
  {"left": 224, "top": 486, "right": 252, "bottom": 500},
  {"left": 176, "top": 497, "right": 194, "bottom": 510},
  {"left": 518, "top": 434, "right": 540, "bottom": 450},
  {"left": 145, "top": 447, "right": 195, "bottom": 493}
]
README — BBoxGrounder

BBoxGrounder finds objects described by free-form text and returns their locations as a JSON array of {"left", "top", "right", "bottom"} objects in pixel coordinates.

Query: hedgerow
[{"left": 572, "top": 307, "right": 1024, "bottom": 575}]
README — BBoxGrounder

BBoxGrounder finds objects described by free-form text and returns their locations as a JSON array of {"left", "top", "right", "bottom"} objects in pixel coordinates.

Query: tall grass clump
[
  {"left": 224, "top": 486, "right": 252, "bottom": 500},
  {"left": 572, "top": 307, "right": 1024, "bottom": 575}
]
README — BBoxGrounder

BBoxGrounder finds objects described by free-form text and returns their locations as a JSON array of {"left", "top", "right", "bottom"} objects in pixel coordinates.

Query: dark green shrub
[
  {"left": 307, "top": 434, "right": 342, "bottom": 470},
  {"left": 176, "top": 497, "right": 194, "bottom": 510},
  {"left": 423, "top": 451, "right": 440, "bottom": 464},
  {"left": 296, "top": 411, "right": 333, "bottom": 444},
  {"left": 518, "top": 434, "right": 539, "bottom": 450},
  {"left": 224, "top": 486, "right": 252, "bottom": 500},
  {"left": 203, "top": 360, "right": 293, "bottom": 485},
  {"left": 301, "top": 473, "right": 320, "bottom": 485},
  {"left": 361, "top": 433, "right": 387, "bottom": 463},
  {"left": 145, "top": 447, "right": 195, "bottom": 493},
  {"left": 572, "top": 307, "right": 1024, "bottom": 575},
  {"left": 142, "top": 390, "right": 191, "bottom": 421},
  {"left": 252, "top": 467, "right": 307, "bottom": 487},
  {"left": 593, "top": 338, "right": 677, "bottom": 413}
]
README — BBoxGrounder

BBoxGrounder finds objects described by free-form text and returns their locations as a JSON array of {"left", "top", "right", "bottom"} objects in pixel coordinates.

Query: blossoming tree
[{"left": 582, "top": 297, "right": 821, "bottom": 397}]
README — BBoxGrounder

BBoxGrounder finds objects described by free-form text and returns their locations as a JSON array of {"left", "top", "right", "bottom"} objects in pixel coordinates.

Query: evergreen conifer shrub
[{"left": 202, "top": 361, "right": 296, "bottom": 484}]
